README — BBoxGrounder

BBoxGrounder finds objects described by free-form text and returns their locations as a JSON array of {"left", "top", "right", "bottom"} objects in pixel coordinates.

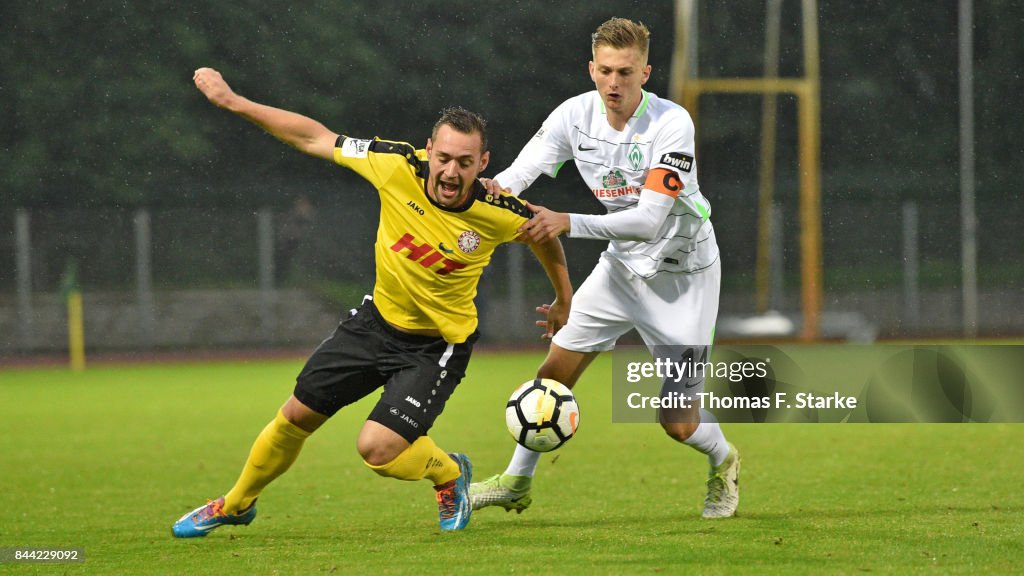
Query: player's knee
[
  {"left": 358, "top": 440, "right": 404, "bottom": 467},
  {"left": 357, "top": 427, "right": 405, "bottom": 466},
  {"left": 661, "top": 420, "right": 699, "bottom": 443},
  {"left": 280, "top": 395, "right": 328, "bottom": 434}
]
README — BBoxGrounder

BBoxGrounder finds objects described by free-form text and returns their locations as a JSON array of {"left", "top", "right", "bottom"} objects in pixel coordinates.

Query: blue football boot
[
  {"left": 435, "top": 453, "right": 472, "bottom": 531},
  {"left": 172, "top": 497, "right": 257, "bottom": 538}
]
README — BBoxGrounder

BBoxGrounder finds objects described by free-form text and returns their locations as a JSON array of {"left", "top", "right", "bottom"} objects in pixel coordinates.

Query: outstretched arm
[
  {"left": 193, "top": 67, "right": 338, "bottom": 161},
  {"left": 526, "top": 236, "right": 573, "bottom": 339},
  {"left": 516, "top": 190, "right": 675, "bottom": 244}
]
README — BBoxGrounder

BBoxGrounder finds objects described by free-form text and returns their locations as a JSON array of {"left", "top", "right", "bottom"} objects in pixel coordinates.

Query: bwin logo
[
  {"left": 660, "top": 152, "right": 694, "bottom": 173},
  {"left": 405, "top": 395, "right": 421, "bottom": 408}
]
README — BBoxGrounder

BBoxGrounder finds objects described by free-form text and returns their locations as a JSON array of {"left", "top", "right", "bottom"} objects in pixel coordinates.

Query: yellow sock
[
  {"left": 364, "top": 436, "right": 460, "bottom": 486},
  {"left": 223, "top": 409, "right": 311, "bottom": 513}
]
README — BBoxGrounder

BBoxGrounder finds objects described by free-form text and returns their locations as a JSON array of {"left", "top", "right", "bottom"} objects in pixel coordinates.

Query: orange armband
[{"left": 644, "top": 168, "right": 683, "bottom": 198}]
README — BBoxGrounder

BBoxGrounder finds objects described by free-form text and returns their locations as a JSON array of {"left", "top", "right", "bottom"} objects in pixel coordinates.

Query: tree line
[{"left": 2, "top": 1, "right": 1020, "bottom": 211}]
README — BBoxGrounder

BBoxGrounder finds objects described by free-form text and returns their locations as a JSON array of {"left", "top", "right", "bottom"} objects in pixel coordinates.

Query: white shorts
[{"left": 552, "top": 253, "right": 721, "bottom": 354}]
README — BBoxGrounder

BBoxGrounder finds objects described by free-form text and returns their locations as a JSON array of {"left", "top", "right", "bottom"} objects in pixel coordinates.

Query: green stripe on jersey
[
  {"left": 633, "top": 90, "right": 651, "bottom": 118},
  {"left": 695, "top": 199, "right": 710, "bottom": 221},
  {"left": 552, "top": 160, "right": 567, "bottom": 178}
]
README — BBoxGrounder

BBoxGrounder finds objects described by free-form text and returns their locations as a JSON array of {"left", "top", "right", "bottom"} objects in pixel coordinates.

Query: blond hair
[{"left": 591, "top": 17, "right": 651, "bottom": 59}]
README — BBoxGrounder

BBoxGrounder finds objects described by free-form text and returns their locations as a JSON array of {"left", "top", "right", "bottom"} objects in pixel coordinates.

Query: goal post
[
  {"left": 671, "top": 0, "right": 823, "bottom": 341},
  {"left": 60, "top": 259, "right": 86, "bottom": 371},
  {"left": 67, "top": 290, "right": 86, "bottom": 371}
]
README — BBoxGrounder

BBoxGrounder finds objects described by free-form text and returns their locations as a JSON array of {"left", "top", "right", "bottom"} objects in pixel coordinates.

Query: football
[{"left": 505, "top": 378, "right": 580, "bottom": 452}]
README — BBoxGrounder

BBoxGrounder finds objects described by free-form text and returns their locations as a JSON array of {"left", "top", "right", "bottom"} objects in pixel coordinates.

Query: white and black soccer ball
[{"left": 505, "top": 378, "right": 580, "bottom": 452}]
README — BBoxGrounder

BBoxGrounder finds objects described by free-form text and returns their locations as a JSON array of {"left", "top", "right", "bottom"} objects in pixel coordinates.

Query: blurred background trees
[{"left": 4, "top": 1, "right": 1020, "bottom": 210}]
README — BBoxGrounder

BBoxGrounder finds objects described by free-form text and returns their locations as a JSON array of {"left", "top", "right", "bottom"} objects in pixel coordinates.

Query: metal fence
[{"left": 1, "top": 192, "right": 1021, "bottom": 356}]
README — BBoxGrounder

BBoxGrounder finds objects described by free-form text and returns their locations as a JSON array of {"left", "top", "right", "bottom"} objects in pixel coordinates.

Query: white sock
[
  {"left": 682, "top": 409, "right": 731, "bottom": 467},
  {"left": 503, "top": 444, "right": 542, "bottom": 477}
]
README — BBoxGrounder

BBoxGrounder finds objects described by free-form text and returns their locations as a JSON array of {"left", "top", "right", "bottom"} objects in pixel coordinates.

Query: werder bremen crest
[{"left": 628, "top": 142, "right": 643, "bottom": 171}]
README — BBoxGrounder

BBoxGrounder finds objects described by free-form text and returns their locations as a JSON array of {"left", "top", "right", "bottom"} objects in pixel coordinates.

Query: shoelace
[
  {"left": 198, "top": 499, "right": 226, "bottom": 521},
  {"left": 436, "top": 487, "right": 456, "bottom": 519},
  {"left": 705, "top": 475, "right": 726, "bottom": 503}
]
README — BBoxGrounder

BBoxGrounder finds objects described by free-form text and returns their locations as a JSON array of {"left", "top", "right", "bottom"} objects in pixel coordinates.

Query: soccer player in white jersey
[{"left": 470, "top": 17, "right": 740, "bottom": 519}]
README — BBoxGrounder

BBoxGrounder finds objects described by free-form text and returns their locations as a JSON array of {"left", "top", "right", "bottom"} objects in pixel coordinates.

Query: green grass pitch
[{"left": 1, "top": 352, "right": 1021, "bottom": 574}]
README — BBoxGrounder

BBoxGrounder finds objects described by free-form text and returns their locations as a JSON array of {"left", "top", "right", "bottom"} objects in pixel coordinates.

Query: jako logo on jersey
[
  {"left": 390, "top": 233, "right": 467, "bottom": 275},
  {"left": 406, "top": 200, "right": 425, "bottom": 215},
  {"left": 457, "top": 231, "right": 482, "bottom": 254},
  {"left": 660, "top": 152, "right": 694, "bottom": 173}
]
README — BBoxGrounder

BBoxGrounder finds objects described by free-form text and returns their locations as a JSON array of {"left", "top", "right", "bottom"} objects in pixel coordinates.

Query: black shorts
[{"left": 293, "top": 297, "right": 478, "bottom": 443}]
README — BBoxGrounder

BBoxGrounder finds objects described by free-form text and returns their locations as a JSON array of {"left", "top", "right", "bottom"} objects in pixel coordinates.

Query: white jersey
[{"left": 495, "top": 90, "right": 719, "bottom": 278}]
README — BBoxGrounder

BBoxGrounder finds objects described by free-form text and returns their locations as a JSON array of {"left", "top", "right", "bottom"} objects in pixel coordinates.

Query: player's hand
[
  {"left": 518, "top": 202, "right": 570, "bottom": 243},
  {"left": 536, "top": 300, "right": 570, "bottom": 340},
  {"left": 478, "top": 178, "right": 511, "bottom": 196},
  {"left": 193, "top": 67, "right": 236, "bottom": 109}
]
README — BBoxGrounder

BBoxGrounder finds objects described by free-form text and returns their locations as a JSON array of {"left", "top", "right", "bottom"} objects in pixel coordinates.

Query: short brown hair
[
  {"left": 591, "top": 17, "right": 651, "bottom": 59},
  {"left": 432, "top": 107, "right": 488, "bottom": 152}
]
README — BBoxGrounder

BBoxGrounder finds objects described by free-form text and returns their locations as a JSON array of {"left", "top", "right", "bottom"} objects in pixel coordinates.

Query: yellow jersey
[{"left": 333, "top": 135, "right": 530, "bottom": 343}]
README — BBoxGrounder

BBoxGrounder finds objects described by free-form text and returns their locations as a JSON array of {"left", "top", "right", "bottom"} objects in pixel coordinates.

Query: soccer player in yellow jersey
[{"left": 172, "top": 68, "right": 572, "bottom": 536}]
